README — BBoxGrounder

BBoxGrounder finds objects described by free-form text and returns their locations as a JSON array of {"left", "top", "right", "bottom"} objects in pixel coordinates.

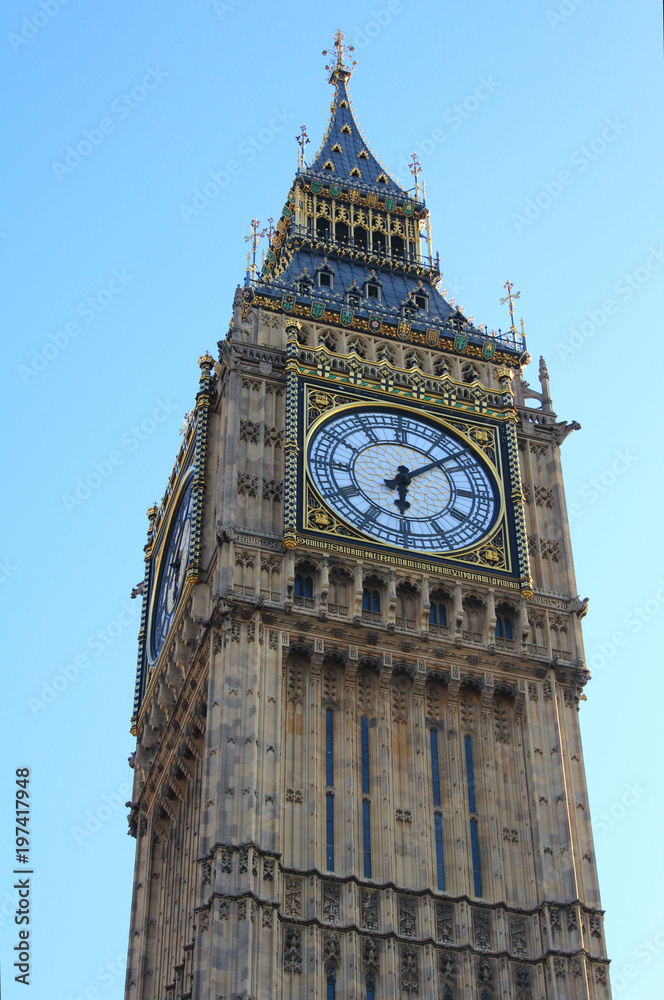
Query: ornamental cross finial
[
  {"left": 323, "top": 28, "right": 356, "bottom": 77},
  {"left": 409, "top": 152, "right": 422, "bottom": 182},
  {"left": 500, "top": 280, "right": 521, "bottom": 331},
  {"left": 296, "top": 124, "right": 309, "bottom": 171},
  {"left": 244, "top": 218, "right": 268, "bottom": 277},
  {"left": 409, "top": 152, "right": 423, "bottom": 202}
]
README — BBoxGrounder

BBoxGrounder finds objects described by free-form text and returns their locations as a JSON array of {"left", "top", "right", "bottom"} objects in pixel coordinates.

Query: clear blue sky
[{"left": 1, "top": 2, "right": 662, "bottom": 997}]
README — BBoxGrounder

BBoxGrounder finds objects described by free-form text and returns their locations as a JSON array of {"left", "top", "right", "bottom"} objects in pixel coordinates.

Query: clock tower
[{"left": 124, "top": 33, "right": 611, "bottom": 1000}]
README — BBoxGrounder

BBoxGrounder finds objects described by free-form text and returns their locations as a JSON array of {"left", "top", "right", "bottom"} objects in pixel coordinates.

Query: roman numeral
[
  {"left": 332, "top": 460, "right": 350, "bottom": 471},
  {"left": 358, "top": 507, "right": 381, "bottom": 528},
  {"left": 457, "top": 489, "right": 473, "bottom": 498},
  {"left": 449, "top": 507, "right": 465, "bottom": 522},
  {"left": 340, "top": 485, "right": 359, "bottom": 498}
]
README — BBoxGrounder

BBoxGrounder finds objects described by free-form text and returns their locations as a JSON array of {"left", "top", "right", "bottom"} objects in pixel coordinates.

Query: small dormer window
[
  {"left": 339, "top": 100, "right": 349, "bottom": 109},
  {"left": 332, "top": 143, "right": 342, "bottom": 153},
  {"left": 415, "top": 295, "right": 428, "bottom": 311},
  {"left": 366, "top": 284, "right": 379, "bottom": 300},
  {"left": 358, "top": 150, "right": 369, "bottom": 159},
  {"left": 341, "top": 123, "right": 351, "bottom": 133},
  {"left": 319, "top": 272, "right": 332, "bottom": 289},
  {"left": 323, "top": 160, "right": 335, "bottom": 171},
  {"left": 350, "top": 167, "right": 361, "bottom": 178},
  {"left": 348, "top": 294, "right": 360, "bottom": 308},
  {"left": 377, "top": 174, "right": 388, "bottom": 184}
]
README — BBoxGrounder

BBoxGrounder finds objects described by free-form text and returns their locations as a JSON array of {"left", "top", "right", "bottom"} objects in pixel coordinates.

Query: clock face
[
  {"left": 307, "top": 407, "right": 499, "bottom": 553},
  {"left": 149, "top": 475, "right": 194, "bottom": 664}
]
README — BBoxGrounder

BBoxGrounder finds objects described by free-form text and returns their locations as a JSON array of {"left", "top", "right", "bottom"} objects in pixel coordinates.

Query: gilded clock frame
[{"left": 284, "top": 327, "right": 532, "bottom": 593}]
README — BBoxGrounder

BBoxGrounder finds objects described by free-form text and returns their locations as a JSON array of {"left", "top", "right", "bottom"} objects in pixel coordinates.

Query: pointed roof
[
  {"left": 304, "top": 34, "right": 411, "bottom": 200},
  {"left": 307, "top": 75, "right": 406, "bottom": 198}
]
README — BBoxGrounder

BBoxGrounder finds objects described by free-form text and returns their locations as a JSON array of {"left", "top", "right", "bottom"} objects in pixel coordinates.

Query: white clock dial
[{"left": 307, "top": 407, "right": 499, "bottom": 553}]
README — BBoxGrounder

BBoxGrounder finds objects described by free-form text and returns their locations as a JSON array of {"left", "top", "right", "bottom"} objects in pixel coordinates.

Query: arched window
[
  {"left": 366, "top": 972, "right": 376, "bottom": 1000},
  {"left": 328, "top": 569, "right": 351, "bottom": 617},
  {"left": 396, "top": 582, "right": 418, "bottom": 630},
  {"left": 433, "top": 357, "right": 449, "bottom": 377},
  {"left": 294, "top": 573, "right": 314, "bottom": 607},
  {"left": 429, "top": 594, "right": 448, "bottom": 629},
  {"left": 362, "top": 580, "right": 383, "bottom": 622},
  {"left": 461, "top": 363, "right": 479, "bottom": 384},
  {"left": 317, "top": 217, "right": 331, "bottom": 239},
  {"left": 463, "top": 596, "right": 484, "bottom": 643},
  {"left": 495, "top": 602, "right": 516, "bottom": 644},
  {"left": 443, "top": 986, "right": 454, "bottom": 1000}
]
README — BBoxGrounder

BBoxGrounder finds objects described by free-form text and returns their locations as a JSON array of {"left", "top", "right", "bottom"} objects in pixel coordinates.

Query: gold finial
[
  {"left": 500, "top": 280, "right": 521, "bottom": 332},
  {"left": 323, "top": 28, "right": 356, "bottom": 81},
  {"left": 244, "top": 218, "right": 268, "bottom": 278},
  {"left": 296, "top": 124, "right": 310, "bottom": 171},
  {"left": 147, "top": 503, "right": 158, "bottom": 521},
  {"left": 409, "top": 152, "right": 422, "bottom": 199}
]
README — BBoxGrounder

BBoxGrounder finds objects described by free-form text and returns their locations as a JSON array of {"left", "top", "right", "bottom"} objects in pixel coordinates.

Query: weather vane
[
  {"left": 500, "top": 280, "right": 521, "bottom": 331},
  {"left": 323, "top": 28, "right": 356, "bottom": 77}
]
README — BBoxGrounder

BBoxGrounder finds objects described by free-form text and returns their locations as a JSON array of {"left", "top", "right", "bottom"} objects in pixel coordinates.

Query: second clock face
[
  {"left": 307, "top": 407, "right": 499, "bottom": 553},
  {"left": 149, "top": 474, "right": 194, "bottom": 664}
]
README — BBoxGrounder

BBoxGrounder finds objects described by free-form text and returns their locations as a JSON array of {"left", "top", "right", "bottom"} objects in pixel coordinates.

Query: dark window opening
[
  {"left": 319, "top": 272, "right": 332, "bottom": 288},
  {"left": 354, "top": 227, "right": 368, "bottom": 250},
  {"left": 391, "top": 234, "right": 405, "bottom": 258},
  {"left": 335, "top": 221, "right": 349, "bottom": 243}
]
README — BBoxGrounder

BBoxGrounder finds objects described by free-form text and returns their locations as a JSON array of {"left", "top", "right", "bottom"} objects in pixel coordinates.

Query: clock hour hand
[
  {"left": 384, "top": 456, "right": 445, "bottom": 492},
  {"left": 383, "top": 465, "right": 411, "bottom": 514}
]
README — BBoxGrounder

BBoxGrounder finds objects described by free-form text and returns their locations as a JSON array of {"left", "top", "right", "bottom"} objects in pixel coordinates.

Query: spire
[{"left": 308, "top": 30, "right": 411, "bottom": 199}]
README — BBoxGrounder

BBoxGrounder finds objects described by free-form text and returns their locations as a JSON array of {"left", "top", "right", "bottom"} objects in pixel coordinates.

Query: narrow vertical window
[
  {"left": 464, "top": 734, "right": 482, "bottom": 897},
  {"left": 326, "top": 709, "right": 335, "bottom": 870},
  {"left": 326, "top": 964, "right": 336, "bottom": 1000},
  {"left": 430, "top": 729, "right": 445, "bottom": 891},
  {"left": 361, "top": 715, "right": 372, "bottom": 878},
  {"left": 366, "top": 971, "right": 376, "bottom": 1000},
  {"left": 362, "top": 587, "right": 371, "bottom": 612}
]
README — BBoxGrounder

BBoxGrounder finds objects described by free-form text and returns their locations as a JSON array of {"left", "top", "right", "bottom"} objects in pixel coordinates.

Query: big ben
[{"left": 124, "top": 32, "right": 611, "bottom": 1000}]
